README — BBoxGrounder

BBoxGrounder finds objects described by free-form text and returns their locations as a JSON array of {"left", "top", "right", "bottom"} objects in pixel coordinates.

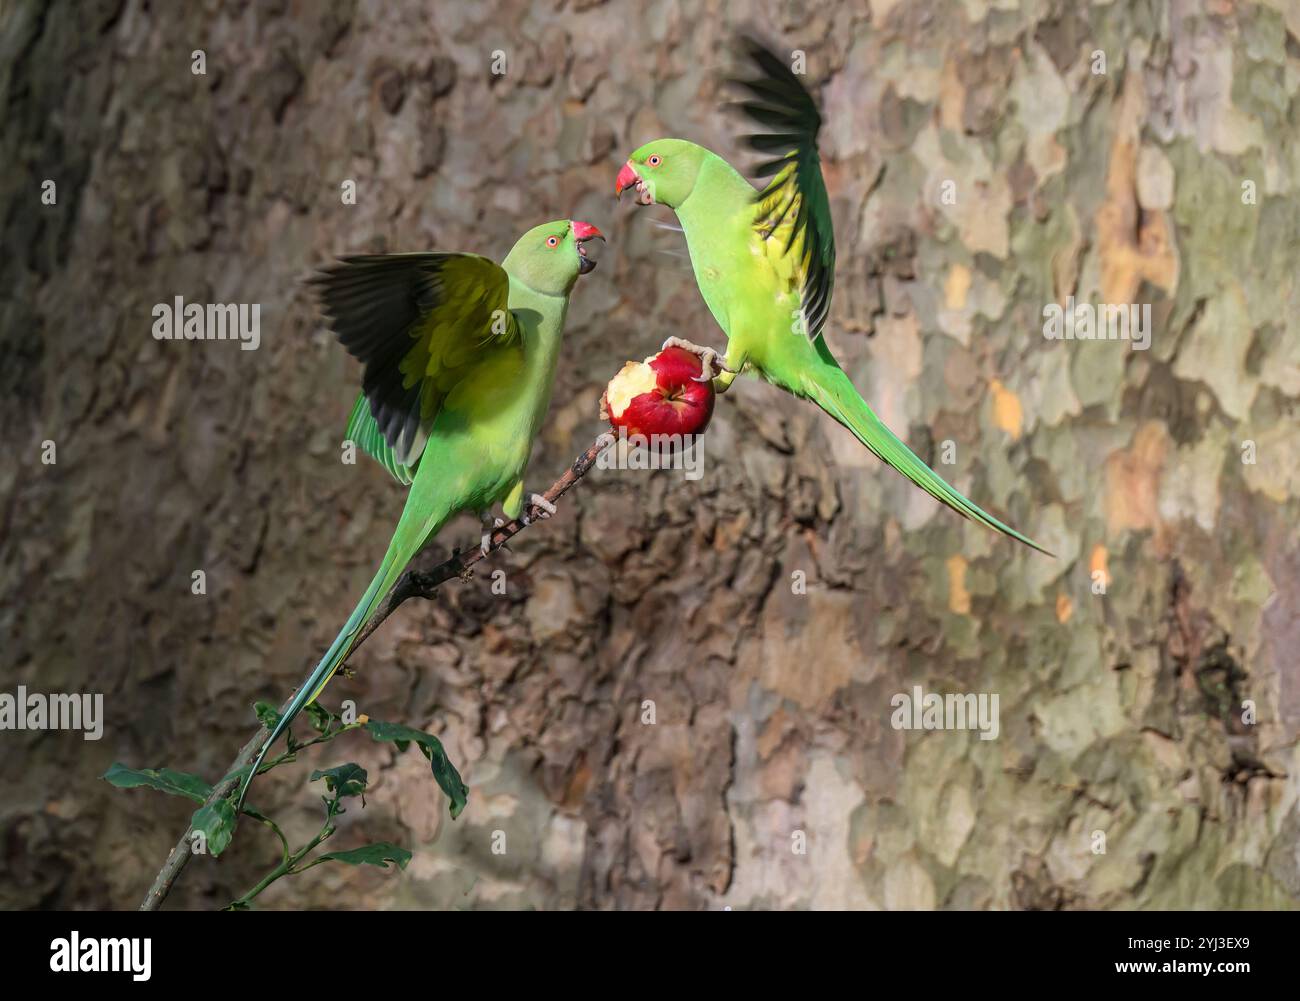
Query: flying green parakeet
[
  {"left": 236, "top": 218, "right": 605, "bottom": 810},
  {"left": 615, "top": 38, "right": 1048, "bottom": 554}
]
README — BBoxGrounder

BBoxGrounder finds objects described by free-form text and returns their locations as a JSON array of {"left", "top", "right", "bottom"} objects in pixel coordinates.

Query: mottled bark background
[{"left": 2, "top": 0, "right": 1299, "bottom": 910}]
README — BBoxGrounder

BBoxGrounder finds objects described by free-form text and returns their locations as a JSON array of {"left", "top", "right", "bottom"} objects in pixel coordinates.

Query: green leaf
[
  {"left": 365, "top": 721, "right": 468, "bottom": 819},
  {"left": 102, "top": 763, "right": 212, "bottom": 803},
  {"left": 305, "top": 702, "right": 334, "bottom": 734},
  {"left": 310, "top": 762, "right": 368, "bottom": 799},
  {"left": 254, "top": 701, "right": 282, "bottom": 730},
  {"left": 315, "top": 842, "right": 412, "bottom": 870},
  {"left": 191, "top": 797, "right": 238, "bottom": 857}
]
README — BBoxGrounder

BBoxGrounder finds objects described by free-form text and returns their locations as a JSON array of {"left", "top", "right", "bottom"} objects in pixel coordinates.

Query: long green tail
[
  {"left": 235, "top": 490, "right": 451, "bottom": 812},
  {"left": 801, "top": 357, "right": 1052, "bottom": 556}
]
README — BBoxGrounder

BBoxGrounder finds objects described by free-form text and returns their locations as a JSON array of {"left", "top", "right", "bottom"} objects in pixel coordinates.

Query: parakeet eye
[
  {"left": 647, "top": 154, "right": 662, "bottom": 166},
  {"left": 546, "top": 235, "right": 559, "bottom": 247}
]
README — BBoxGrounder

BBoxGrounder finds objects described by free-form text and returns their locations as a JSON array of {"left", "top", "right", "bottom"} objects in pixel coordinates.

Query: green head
[
  {"left": 503, "top": 219, "right": 605, "bottom": 295},
  {"left": 615, "top": 139, "right": 709, "bottom": 209}
]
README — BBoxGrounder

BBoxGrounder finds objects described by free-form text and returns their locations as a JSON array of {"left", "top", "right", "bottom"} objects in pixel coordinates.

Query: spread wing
[
  {"left": 734, "top": 36, "right": 836, "bottom": 342},
  {"left": 342, "top": 392, "right": 416, "bottom": 485},
  {"left": 311, "top": 253, "right": 521, "bottom": 467}
]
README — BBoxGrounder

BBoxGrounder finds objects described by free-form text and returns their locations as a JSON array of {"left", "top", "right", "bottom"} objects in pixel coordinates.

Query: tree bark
[{"left": 3, "top": 0, "right": 1298, "bottom": 910}]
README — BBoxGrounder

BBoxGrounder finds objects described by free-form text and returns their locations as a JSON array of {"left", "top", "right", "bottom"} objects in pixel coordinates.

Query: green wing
[
  {"left": 734, "top": 36, "right": 836, "bottom": 342},
  {"left": 312, "top": 253, "right": 521, "bottom": 467},
  {"left": 344, "top": 392, "right": 416, "bottom": 485}
]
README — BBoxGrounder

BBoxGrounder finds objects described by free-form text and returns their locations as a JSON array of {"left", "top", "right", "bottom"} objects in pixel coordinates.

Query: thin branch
[{"left": 138, "top": 433, "right": 613, "bottom": 911}]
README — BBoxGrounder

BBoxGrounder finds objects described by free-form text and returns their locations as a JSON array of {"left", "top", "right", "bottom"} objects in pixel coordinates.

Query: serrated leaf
[
  {"left": 191, "top": 797, "right": 237, "bottom": 857},
  {"left": 310, "top": 762, "right": 368, "bottom": 798},
  {"left": 315, "top": 842, "right": 412, "bottom": 870},
  {"left": 102, "top": 763, "right": 212, "bottom": 803},
  {"left": 254, "top": 702, "right": 283, "bottom": 730},
  {"left": 365, "top": 720, "right": 468, "bottom": 819}
]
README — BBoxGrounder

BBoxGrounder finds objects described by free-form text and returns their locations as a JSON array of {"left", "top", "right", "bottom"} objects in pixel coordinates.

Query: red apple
[{"left": 600, "top": 346, "right": 715, "bottom": 442}]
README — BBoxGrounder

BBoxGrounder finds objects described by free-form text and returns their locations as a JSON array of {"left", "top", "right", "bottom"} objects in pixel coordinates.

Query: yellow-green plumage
[
  {"left": 623, "top": 38, "right": 1048, "bottom": 555},
  {"left": 237, "top": 221, "right": 599, "bottom": 810}
]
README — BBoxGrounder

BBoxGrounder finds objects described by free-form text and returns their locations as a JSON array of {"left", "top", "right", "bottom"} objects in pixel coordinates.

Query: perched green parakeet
[
  {"left": 615, "top": 39, "right": 1047, "bottom": 554},
  {"left": 236, "top": 219, "right": 605, "bottom": 809}
]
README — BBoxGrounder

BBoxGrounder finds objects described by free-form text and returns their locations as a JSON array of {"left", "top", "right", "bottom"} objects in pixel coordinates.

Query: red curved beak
[
  {"left": 615, "top": 161, "right": 639, "bottom": 199},
  {"left": 571, "top": 220, "right": 605, "bottom": 242},
  {"left": 572, "top": 221, "right": 604, "bottom": 276}
]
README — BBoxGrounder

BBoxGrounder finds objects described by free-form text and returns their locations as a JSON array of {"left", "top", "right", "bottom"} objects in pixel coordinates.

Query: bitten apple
[{"left": 600, "top": 346, "right": 715, "bottom": 440}]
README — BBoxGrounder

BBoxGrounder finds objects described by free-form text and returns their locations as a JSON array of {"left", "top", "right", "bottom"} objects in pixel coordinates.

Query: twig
[{"left": 138, "top": 433, "right": 613, "bottom": 910}]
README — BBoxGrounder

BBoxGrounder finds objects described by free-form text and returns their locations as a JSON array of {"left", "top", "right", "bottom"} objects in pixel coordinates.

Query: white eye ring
[
  {"left": 648, "top": 155, "right": 662, "bottom": 166},
  {"left": 546, "top": 236, "right": 559, "bottom": 247}
]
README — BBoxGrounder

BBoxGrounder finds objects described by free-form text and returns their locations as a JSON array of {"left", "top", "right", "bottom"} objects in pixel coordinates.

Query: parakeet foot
[
  {"left": 660, "top": 337, "right": 735, "bottom": 382},
  {"left": 480, "top": 515, "right": 504, "bottom": 557},
  {"left": 521, "top": 493, "right": 557, "bottom": 526},
  {"left": 712, "top": 367, "right": 739, "bottom": 395}
]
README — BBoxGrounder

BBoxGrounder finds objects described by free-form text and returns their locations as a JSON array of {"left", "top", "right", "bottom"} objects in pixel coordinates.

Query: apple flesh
[{"left": 600, "top": 346, "right": 715, "bottom": 443}]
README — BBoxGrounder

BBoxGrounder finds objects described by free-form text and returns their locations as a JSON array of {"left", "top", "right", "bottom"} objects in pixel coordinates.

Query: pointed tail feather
[
  {"left": 234, "top": 573, "right": 379, "bottom": 812},
  {"left": 802, "top": 362, "right": 1052, "bottom": 556},
  {"left": 235, "top": 493, "right": 452, "bottom": 812},
  {"left": 235, "top": 560, "right": 387, "bottom": 812}
]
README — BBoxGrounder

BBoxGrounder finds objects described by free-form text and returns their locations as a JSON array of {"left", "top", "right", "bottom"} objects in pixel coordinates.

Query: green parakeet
[
  {"left": 615, "top": 39, "right": 1047, "bottom": 554},
  {"left": 236, "top": 219, "right": 605, "bottom": 810}
]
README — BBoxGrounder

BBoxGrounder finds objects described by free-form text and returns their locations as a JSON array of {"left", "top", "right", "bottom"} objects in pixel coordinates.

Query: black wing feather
[
  {"left": 731, "top": 36, "right": 837, "bottom": 342},
  {"left": 310, "top": 254, "right": 449, "bottom": 462}
]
